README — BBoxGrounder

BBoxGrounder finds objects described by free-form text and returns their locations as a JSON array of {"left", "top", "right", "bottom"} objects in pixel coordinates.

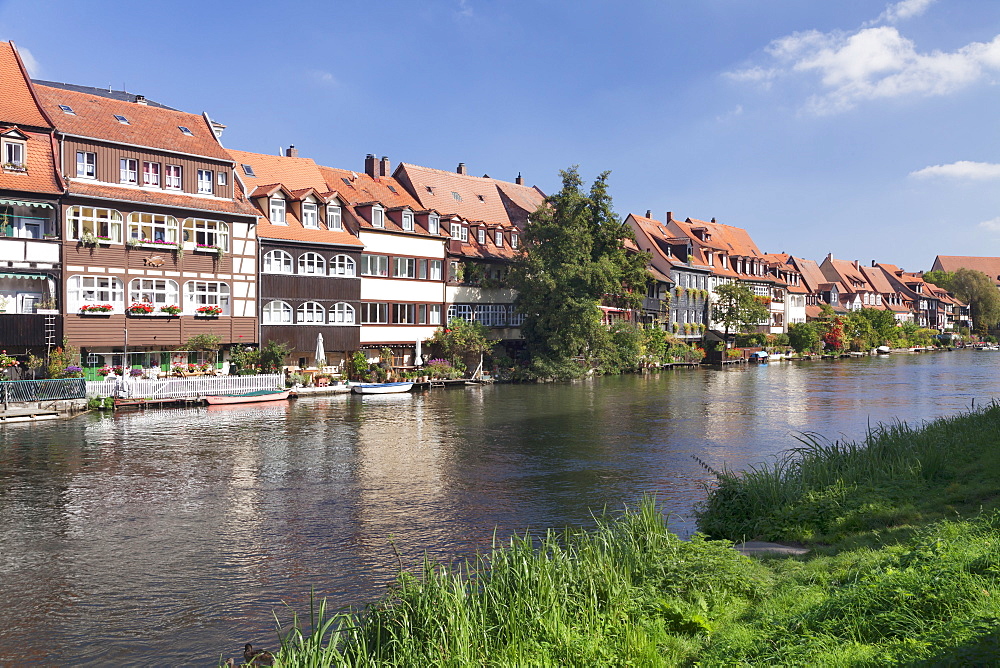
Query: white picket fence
[{"left": 85, "top": 374, "right": 284, "bottom": 400}]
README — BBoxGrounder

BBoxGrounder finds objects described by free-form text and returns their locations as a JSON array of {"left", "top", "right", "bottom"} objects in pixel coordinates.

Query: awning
[
  {"left": 0, "top": 199, "right": 54, "bottom": 209},
  {"left": 0, "top": 272, "right": 49, "bottom": 280}
]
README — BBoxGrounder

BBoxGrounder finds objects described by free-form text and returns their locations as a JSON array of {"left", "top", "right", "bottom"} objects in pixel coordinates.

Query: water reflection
[{"left": 1, "top": 352, "right": 999, "bottom": 665}]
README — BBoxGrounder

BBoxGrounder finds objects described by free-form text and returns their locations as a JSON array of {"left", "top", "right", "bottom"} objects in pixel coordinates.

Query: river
[{"left": 1, "top": 350, "right": 998, "bottom": 665}]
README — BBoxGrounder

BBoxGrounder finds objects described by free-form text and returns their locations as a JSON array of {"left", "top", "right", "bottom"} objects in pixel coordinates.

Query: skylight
[
  {"left": 387, "top": 185, "right": 397, "bottom": 193},
  {"left": 425, "top": 186, "right": 433, "bottom": 193},
  {"left": 114, "top": 114, "right": 130, "bottom": 124},
  {"left": 451, "top": 192, "right": 462, "bottom": 201},
  {"left": 341, "top": 177, "right": 352, "bottom": 187},
  {"left": 242, "top": 164, "right": 256, "bottom": 177},
  {"left": 477, "top": 194, "right": 485, "bottom": 202},
  {"left": 58, "top": 104, "right": 75, "bottom": 115},
  {"left": 178, "top": 126, "right": 193, "bottom": 136}
]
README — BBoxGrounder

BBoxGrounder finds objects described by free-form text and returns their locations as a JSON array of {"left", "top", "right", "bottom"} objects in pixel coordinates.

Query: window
[
  {"left": 301, "top": 202, "right": 318, "bottom": 228},
  {"left": 217, "top": 171, "right": 227, "bottom": 186},
  {"left": 418, "top": 259, "right": 427, "bottom": 280},
  {"left": 270, "top": 198, "right": 286, "bottom": 224},
  {"left": 165, "top": 164, "right": 182, "bottom": 190},
  {"left": 371, "top": 206, "right": 384, "bottom": 228},
  {"left": 114, "top": 114, "right": 129, "bottom": 124},
  {"left": 447, "top": 304, "right": 474, "bottom": 322},
  {"left": 476, "top": 304, "right": 508, "bottom": 327},
  {"left": 120, "top": 158, "right": 138, "bottom": 184},
  {"left": 296, "top": 301, "right": 326, "bottom": 324},
  {"left": 429, "top": 304, "right": 442, "bottom": 324},
  {"left": 330, "top": 255, "right": 356, "bottom": 277},
  {"left": 183, "top": 218, "right": 229, "bottom": 251},
  {"left": 58, "top": 104, "right": 75, "bottom": 114},
  {"left": 361, "top": 302, "right": 388, "bottom": 324},
  {"left": 76, "top": 151, "right": 96, "bottom": 178},
  {"left": 477, "top": 228, "right": 485, "bottom": 244},
  {"left": 197, "top": 169, "right": 213, "bottom": 194},
  {"left": 127, "top": 212, "right": 179, "bottom": 244},
  {"left": 3, "top": 140, "right": 25, "bottom": 169},
  {"left": 451, "top": 191, "right": 462, "bottom": 201},
  {"left": 142, "top": 161, "right": 160, "bottom": 187},
  {"left": 495, "top": 230, "right": 504, "bottom": 247},
  {"left": 68, "top": 275, "right": 124, "bottom": 311},
  {"left": 129, "top": 278, "right": 178, "bottom": 307},
  {"left": 327, "top": 204, "right": 342, "bottom": 230},
  {"left": 402, "top": 211, "right": 414, "bottom": 231},
  {"left": 361, "top": 254, "right": 388, "bottom": 277},
  {"left": 298, "top": 252, "right": 326, "bottom": 275},
  {"left": 178, "top": 126, "right": 193, "bottom": 136},
  {"left": 450, "top": 223, "right": 468, "bottom": 242},
  {"left": 66, "top": 206, "right": 123, "bottom": 242},
  {"left": 428, "top": 214, "right": 440, "bottom": 235},
  {"left": 330, "top": 302, "right": 355, "bottom": 325},
  {"left": 393, "top": 303, "right": 415, "bottom": 324},
  {"left": 393, "top": 257, "right": 415, "bottom": 278},
  {"left": 184, "top": 281, "right": 230, "bottom": 315},
  {"left": 262, "top": 300, "right": 293, "bottom": 324},
  {"left": 430, "top": 260, "right": 442, "bottom": 281},
  {"left": 242, "top": 164, "right": 255, "bottom": 176},
  {"left": 511, "top": 233, "right": 518, "bottom": 249},
  {"left": 263, "top": 249, "right": 293, "bottom": 274}
]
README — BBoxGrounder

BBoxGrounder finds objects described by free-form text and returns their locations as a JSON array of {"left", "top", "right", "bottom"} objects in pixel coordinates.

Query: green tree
[
  {"left": 787, "top": 322, "right": 820, "bottom": 353},
  {"left": 184, "top": 333, "right": 222, "bottom": 351},
  {"left": 922, "top": 270, "right": 954, "bottom": 291},
  {"left": 932, "top": 268, "right": 1000, "bottom": 333},
  {"left": 711, "top": 283, "right": 769, "bottom": 339},
  {"left": 259, "top": 339, "right": 292, "bottom": 373},
  {"left": 508, "top": 167, "right": 650, "bottom": 377},
  {"left": 426, "top": 318, "right": 491, "bottom": 372}
]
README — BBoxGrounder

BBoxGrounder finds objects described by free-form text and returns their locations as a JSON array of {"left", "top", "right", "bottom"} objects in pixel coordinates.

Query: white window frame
[
  {"left": 76, "top": 151, "right": 96, "bottom": 179},
  {"left": 165, "top": 164, "right": 182, "bottom": 190},
  {"left": 361, "top": 302, "right": 388, "bottom": 324},
  {"left": 298, "top": 252, "right": 326, "bottom": 275},
  {"left": 184, "top": 281, "right": 230, "bottom": 315},
  {"left": 447, "top": 304, "right": 474, "bottom": 322},
  {"left": 129, "top": 278, "right": 179, "bottom": 307},
  {"left": 127, "top": 212, "right": 179, "bottom": 245},
  {"left": 477, "top": 228, "right": 485, "bottom": 244},
  {"left": 402, "top": 210, "right": 414, "bottom": 231},
  {"left": 120, "top": 158, "right": 138, "bottom": 184},
  {"left": 393, "top": 303, "right": 415, "bottom": 324},
  {"left": 217, "top": 171, "right": 227, "bottom": 186},
  {"left": 270, "top": 198, "right": 286, "bottom": 224},
  {"left": 3, "top": 139, "right": 25, "bottom": 168},
  {"left": 429, "top": 304, "right": 442, "bottom": 325},
  {"left": 495, "top": 230, "right": 504, "bottom": 247},
  {"left": 68, "top": 275, "right": 124, "bottom": 312},
  {"left": 66, "top": 206, "right": 123, "bottom": 243},
  {"left": 297, "top": 301, "right": 326, "bottom": 324},
  {"left": 142, "top": 161, "right": 160, "bottom": 187},
  {"left": 393, "top": 257, "right": 416, "bottom": 278},
  {"left": 428, "top": 214, "right": 440, "bottom": 235},
  {"left": 263, "top": 249, "right": 293, "bottom": 274},
  {"left": 511, "top": 233, "right": 519, "bottom": 249},
  {"left": 302, "top": 202, "right": 318, "bottom": 228},
  {"left": 361, "top": 254, "right": 388, "bottom": 277},
  {"left": 263, "top": 300, "right": 293, "bottom": 324},
  {"left": 326, "top": 204, "right": 342, "bottom": 230},
  {"left": 430, "top": 260, "right": 442, "bottom": 281},
  {"left": 197, "top": 169, "right": 213, "bottom": 194},
  {"left": 183, "top": 218, "right": 229, "bottom": 251},
  {"left": 371, "top": 206, "right": 384, "bottom": 228},
  {"left": 330, "top": 254, "right": 356, "bottom": 277},
  {"left": 330, "top": 302, "right": 355, "bottom": 325}
]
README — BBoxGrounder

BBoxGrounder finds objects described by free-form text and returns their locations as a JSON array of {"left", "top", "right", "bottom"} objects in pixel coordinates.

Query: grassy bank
[{"left": 256, "top": 405, "right": 1000, "bottom": 666}]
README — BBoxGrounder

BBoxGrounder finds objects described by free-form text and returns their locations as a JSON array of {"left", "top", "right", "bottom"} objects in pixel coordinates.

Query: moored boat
[
  {"left": 204, "top": 389, "right": 290, "bottom": 405},
  {"left": 351, "top": 382, "right": 414, "bottom": 395}
]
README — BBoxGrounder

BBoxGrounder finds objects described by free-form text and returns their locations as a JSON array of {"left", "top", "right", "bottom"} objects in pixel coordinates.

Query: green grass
[{"left": 257, "top": 404, "right": 1000, "bottom": 666}]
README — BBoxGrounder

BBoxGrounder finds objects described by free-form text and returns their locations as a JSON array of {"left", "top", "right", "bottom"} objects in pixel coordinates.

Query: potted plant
[
  {"left": 195, "top": 305, "right": 222, "bottom": 317},
  {"left": 80, "top": 303, "right": 114, "bottom": 314},
  {"left": 0, "top": 296, "right": 9, "bottom": 313},
  {"left": 196, "top": 243, "right": 225, "bottom": 259},
  {"left": 159, "top": 304, "right": 182, "bottom": 316},
  {"left": 36, "top": 296, "right": 58, "bottom": 314},
  {"left": 127, "top": 301, "right": 155, "bottom": 315}
]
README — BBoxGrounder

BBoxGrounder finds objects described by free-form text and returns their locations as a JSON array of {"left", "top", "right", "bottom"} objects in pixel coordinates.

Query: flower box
[
  {"left": 126, "top": 302, "right": 155, "bottom": 316},
  {"left": 79, "top": 304, "right": 114, "bottom": 314},
  {"left": 195, "top": 305, "right": 223, "bottom": 317},
  {"left": 194, "top": 245, "right": 224, "bottom": 257},
  {"left": 159, "top": 305, "right": 182, "bottom": 316}
]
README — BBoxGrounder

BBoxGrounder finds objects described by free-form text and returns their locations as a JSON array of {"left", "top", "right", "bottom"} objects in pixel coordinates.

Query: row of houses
[{"left": 0, "top": 41, "right": 974, "bottom": 377}]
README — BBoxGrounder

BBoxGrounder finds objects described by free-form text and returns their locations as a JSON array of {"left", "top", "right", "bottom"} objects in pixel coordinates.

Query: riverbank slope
[{"left": 253, "top": 404, "right": 1000, "bottom": 666}]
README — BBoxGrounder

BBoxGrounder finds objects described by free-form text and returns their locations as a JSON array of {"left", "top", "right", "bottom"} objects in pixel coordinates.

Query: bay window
[
  {"left": 128, "top": 278, "right": 179, "bottom": 307},
  {"left": 127, "top": 212, "right": 179, "bottom": 244}
]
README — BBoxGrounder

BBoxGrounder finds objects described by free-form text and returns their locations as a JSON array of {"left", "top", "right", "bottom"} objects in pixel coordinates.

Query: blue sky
[{"left": 3, "top": 0, "right": 1000, "bottom": 269}]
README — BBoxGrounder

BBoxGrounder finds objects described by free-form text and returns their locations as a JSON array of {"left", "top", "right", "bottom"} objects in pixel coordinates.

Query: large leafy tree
[
  {"left": 711, "top": 283, "right": 769, "bottom": 339},
  {"left": 509, "top": 167, "right": 650, "bottom": 376},
  {"left": 925, "top": 268, "right": 1000, "bottom": 333}
]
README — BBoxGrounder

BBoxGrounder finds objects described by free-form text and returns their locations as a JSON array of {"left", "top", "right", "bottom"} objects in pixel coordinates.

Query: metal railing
[
  {"left": 1, "top": 378, "right": 86, "bottom": 403},
  {"left": 85, "top": 374, "right": 284, "bottom": 400}
]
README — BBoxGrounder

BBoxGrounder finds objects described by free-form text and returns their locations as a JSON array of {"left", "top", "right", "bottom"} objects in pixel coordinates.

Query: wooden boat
[
  {"left": 204, "top": 388, "right": 290, "bottom": 405},
  {"left": 351, "top": 381, "right": 413, "bottom": 395}
]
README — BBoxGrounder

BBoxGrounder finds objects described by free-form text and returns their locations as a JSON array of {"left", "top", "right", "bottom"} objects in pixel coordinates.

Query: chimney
[
  {"left": 286, "top": 145, "right": 299, "bottom": 158},
  {"left": 854, "top": 259, "right": 860, "bottom": 269},
  {"left": 646, "top": 209, "right": 652, "bottom": 218},
  {"left": 871, "top": 260, "right": 877, "bottom": 267},
  {"left": 711, "top": 217, "right": 716, "bottom": 223},
  {"left": 515, "top": 172, "right": 524, "bottom": 185},
  {"left": 364, "top": 154, "right": 377, "bottom": 177},
  {"left": 379, "top": 156, "right": 390, "bottom": 177},
  {"left": 134, "top": 94, "right": 147, "bottom": 105},
  {"left": 457, "top": 162, "right": 467, "bottom": 175}
]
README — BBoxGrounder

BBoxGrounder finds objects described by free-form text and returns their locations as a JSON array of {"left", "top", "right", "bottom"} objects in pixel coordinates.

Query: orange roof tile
[
  {"left": 256, "top": 221, "right": 362, "bottom": 247},
  {"left": 395, "top": 163, "right": 517, "bottom": 225},
  {"left": 0, "top": 42, "right": 52, "bottom": 129},
  {"left": 67, "top": 180, "right": 257, "bottom": 217},
  {"left": 35, "top": 85, "right": 232, "bottom": 161},
  {"left": 318, "top": 166, "right": 422, "bottom": 210},
  {"left": 931, "top": 255, "right": 1000, "bottom": 286},
  {"left": 0, "top": 127, "right": 62, "bottom": 195}
]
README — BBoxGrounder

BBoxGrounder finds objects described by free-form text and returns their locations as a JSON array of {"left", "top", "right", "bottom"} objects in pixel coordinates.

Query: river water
[{"left": 1, "top": 351, "right": 998, "bottom": 665}]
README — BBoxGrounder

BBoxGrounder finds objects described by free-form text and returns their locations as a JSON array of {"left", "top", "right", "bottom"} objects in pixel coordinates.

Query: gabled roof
[
  {"left": 931, "top": 255, "right": 1000, "bottom": 287},
  {"left": 859, "top": 264, "right": 898, "bottom": 295},
  {"left": 0, "top": 126, "right": 62, "bottom": 195},
  {"left": 626, "top": 213, "right": 688, "bottom": 272},
  {"left": 35, "top": 84, "right": 232, "bottom": 161},
  {"left": 395, "top": 162, "right": 528, "bottom": 225},
  {"left": 0, "top": 42, "right": 53, "bottom": 130},
  {"left": 820, "top": 255, "right": 878, "bottom": 295},
  {"left": 318, "top": 166, "right": 421, "bottom": 210},
  {"left": 786, "top": 256, "right": 829, "bottom": 294},
  {"left": 670, "top": 216, "right": 765, "bottom": 258}
]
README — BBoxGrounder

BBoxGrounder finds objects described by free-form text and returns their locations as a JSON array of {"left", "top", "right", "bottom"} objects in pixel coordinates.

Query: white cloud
[
  {"left": 17, "top": 45, "right": 40, "bottom": 78},
  {"left": 457, "top": 0, "right": 473, "bottom": 18},
  {"left": 978, "top": 217, "right": 1000, "bottom": 232},
  {"left": 728, "top": 1, "right": 1000, "bottom": 114},
  {"left": 910, "top": 161, "right": 1000, "bottom": 180},
  {"left": 715, "top": 105, "right": 744, "bottom": 122}
]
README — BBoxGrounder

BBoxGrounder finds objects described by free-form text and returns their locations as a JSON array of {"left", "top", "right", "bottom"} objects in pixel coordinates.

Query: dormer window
[
  {"left": 428, "top": 213, "right": 440, "bottom": 234},
  {"left": 3, "top": 138, "right": 26, "bottom": 171},
  {"left": 402, "top": 210, "right": 414, "bottom": 231},
  {"left": 270, "top": 198, "right": 286, "bottom": 224},
  {"left": 511, "top": 233, "right": 519, "bottom": 249},
  {"left": 372, "top": 206, "right": 384, "bottom": 228},
  {"left": 495, "top": 229, "right": 504, "bottom": 247},
  {"left": 477, "top": 228, "right": 485, "bottom": 244},
  {"left": 302, "top": 202, "right": 318, "bottom": 228},
  {"left": 451, "top": 192, "right": 462, "bottom": 201},
  {"left": 327, "top": 204, "right": 342, "bottom": 231}
]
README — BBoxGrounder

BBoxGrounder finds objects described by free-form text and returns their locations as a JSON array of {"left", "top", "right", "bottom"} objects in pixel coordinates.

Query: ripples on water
[{"left": 1, "top": 351, "right": 998, "bottom": 665}]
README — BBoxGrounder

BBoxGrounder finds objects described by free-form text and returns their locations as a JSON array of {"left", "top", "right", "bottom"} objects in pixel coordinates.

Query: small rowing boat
[
  {"left": 351, "top": 382, "right": 413, "bottom": 395},
  {"left": 204, "top": 389, "right": 291, "bottom": 405}
]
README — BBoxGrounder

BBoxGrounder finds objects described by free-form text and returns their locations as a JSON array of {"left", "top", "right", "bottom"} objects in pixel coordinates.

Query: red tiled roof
[
  {"left": 931, "top": 255, "right": 1000, "bottom": 286},
  {"left": 821, "top": 256, "right": 877, "bottom": 295},
  {"left": 395, "top": 163, "right": 516, "bottom": 224},
  {"left": 493, "top": 178, "right": 546, "bottom": 219},
  {"left": 318, "top": 166, "right": 421, "bottom": 210},
  {"left": 0, "top": 127, "right": 61, "bottom": 195},
  {"left": 255, "top": 221, "right": 362, "bottom": 247},
  {"left": 0, "top": 42, "right": 52, "bottom": 129},
  {"left": 35, "top": 85, "right": 232, "bottom": 161},
  {"left": 787, "top": 257, "right": 828, "bottom": 294},
  {"left": 66, "top": 180, "right": 258, "bottom": 217}
]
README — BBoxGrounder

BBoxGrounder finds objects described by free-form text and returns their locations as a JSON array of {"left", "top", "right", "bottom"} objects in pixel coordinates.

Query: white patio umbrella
[
  {"left": 414, "top": 338, "right": 424, "bottom": 366},
  {"left": 315, "top": 332, "right": 326, "bottom": 367}
]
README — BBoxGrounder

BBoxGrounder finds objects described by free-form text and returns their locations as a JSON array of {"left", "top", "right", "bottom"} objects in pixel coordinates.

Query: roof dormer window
[
  {"left": 327, "top": 204, "right": 342, "bottom": 231},
  {"left": 302, "top": 202, "right": 318, "bottom": 228},
  {"left": 3, "top": 138, "right": 26, "bottom": 172},
  {"left": 402, "top": 210, "right": 414, "bottom": 231},
  {"left": 477, "top": 228, "right": 485, "bottom": 244},
  {"left": 511, "top": 233, "right": 519, "bottom": 249},
  {"left": 372, "top": 206, "right": 384, "bottom": 228},
  {"left": 270, "top": 197, "right": 286, "bottom": 224},
  {"left": 495, "top": 229, "right": 504, "bottom": 247},
  {"left": 428, "top": 213, "right": 440, "bottom": 235}
]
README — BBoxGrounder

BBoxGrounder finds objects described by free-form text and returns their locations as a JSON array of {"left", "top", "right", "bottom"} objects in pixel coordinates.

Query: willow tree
[{"left": 509, "top": 167, "right": 650, "bottom": 378}]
